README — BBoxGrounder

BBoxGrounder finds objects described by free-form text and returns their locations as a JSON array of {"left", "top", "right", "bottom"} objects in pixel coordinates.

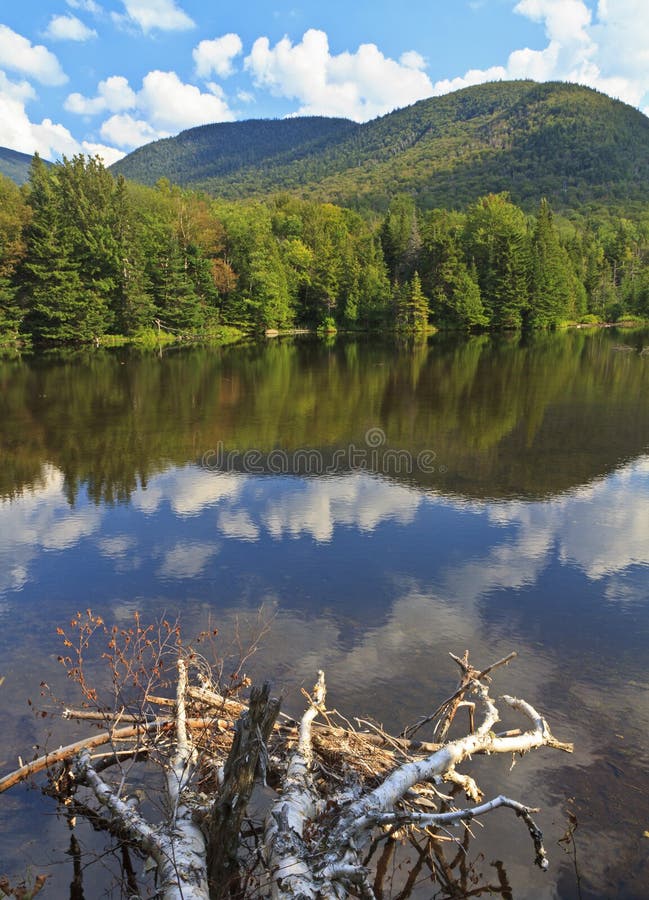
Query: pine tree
[
  {"left": 422, "top": 210, "right": 487, "bottom": 329},
  {"left": 463, "top": 193, "right": 530, "bottom": 329},
  {"left": 528, "top": 199, "right": 572, "bottom": 327},
  {"left": 0, "top": 174, "right": 29, "bottom": 337},
  {"left": 408, "top": 272, "right": 429, "bottom": 331},
  {"left": 111, "top": 176, "right": 154, "bottom": 334}
]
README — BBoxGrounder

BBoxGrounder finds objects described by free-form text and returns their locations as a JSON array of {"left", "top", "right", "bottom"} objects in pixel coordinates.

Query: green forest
[
  {"left": 1, "top": 152, "right": 649, "bottom": 346},
  {"left": 112, "top": 81, "right": 649, "bottom": 215},
  {"left": 3, "top": 329, "right": 649, "bottom": 505}
]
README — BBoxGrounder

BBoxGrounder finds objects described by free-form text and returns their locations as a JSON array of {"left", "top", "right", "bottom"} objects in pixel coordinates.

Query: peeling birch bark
[
  {"left": 265, "top": 671, "right": 327, "bottom": 899},
  {"left": 2, "top": 646, "right": 573, "bottom": 900}
]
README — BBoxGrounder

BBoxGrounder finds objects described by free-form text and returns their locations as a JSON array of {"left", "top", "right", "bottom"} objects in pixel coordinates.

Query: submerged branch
[{"left": 3, "top": 646, "right": 573, "bottom": 899}]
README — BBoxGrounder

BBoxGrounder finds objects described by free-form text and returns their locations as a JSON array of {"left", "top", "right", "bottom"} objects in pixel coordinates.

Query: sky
[{"left": 0, "top": 0, "right": 648, "bottom": 166}]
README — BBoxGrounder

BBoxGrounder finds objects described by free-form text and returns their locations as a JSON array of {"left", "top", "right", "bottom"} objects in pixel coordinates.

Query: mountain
[
  {"left": 111, "top": 81, "right": 649, "bottom": 213},
  {"left": 0, "top": 147, "right": 38, "bottom": 185},
  {"left": 111, "top": 116, "right": 357, "bottom": 189}
]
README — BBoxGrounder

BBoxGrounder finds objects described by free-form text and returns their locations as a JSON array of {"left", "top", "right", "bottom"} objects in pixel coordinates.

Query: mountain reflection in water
[{"left": 0, "top": 330, "right": 648, "bottom": 898}]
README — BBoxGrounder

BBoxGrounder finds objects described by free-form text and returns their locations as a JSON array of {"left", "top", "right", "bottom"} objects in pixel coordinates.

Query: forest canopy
[{"left": 1, "top": 153, "right": 649, "bottom": 346}]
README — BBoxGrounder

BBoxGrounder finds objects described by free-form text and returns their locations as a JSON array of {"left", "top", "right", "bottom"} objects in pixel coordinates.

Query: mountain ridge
[
  {"left": 111, "top": 80, "right": 649, "bottom": 213},
  {"left": 0, "top": 146, "right": 40, "bottom": 185}
]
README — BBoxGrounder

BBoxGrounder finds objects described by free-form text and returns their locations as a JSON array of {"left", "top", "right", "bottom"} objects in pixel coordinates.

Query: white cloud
[
  {"left": 445, "top": 457, "right": 649, "bottom": 600},
  {"left": 260, "top": 474, "right": 422, "bottom": 543},
  {"left": 515, "top": 0, "right": 592, "bottom": 45},
  {"left": 132, "top": 467, "right": 244, "bottom": 516},
  {"left": 138, "top": 69, "right": 235, "bottom": 131},
  {"left": 245, "top": 29, "right": 434, "bottom": 121},
  {"left": 0, "top": 73, "right": 78, "bottom": 158},
  {"left": 45, "top": 14, "right": 97, "bottom": 42},
  {"left": 217, "top": 509, "right": 260, "bottom": 541},
  {"left": 100, "top": 113, "right": 166, "bottom": 149},
  {"left": 65, "top": 75, "right": 137, "bottom": 115},
  {"left": 0, "top": 25, "right": 67, "bottom": 86},
  {"left": 0, "top": 70, "right": 35, "bottom": 104},
  {"left": 399, "top": 50, "right": 427, "bottom": 71},
  {"left": 432, "top": 0, "right": 649, "bottom": 113},
  {"left": 592, "top": 0, "right": 649, "bottom": 82},
  {"left": 115, "top": 0, "right": 195, "bottom": 34},
  {"left": 81, "top": 140, "right": 126, "bottom": 164},
  {"left": 0, "top": 465, "right": 103, "bottom": 594},
  {"left": 0, "top": 70, "right": 126, "bottom": 160},
  {"left": 194, "top": 34, "right": 243, "bottom": 79},
  {"left": 67, "top": 70, "right": 235, "bottom": 150},
  {"left": 97, "top": 535, "right": 136, "bottom": 558},
  {"left": 432, "top": 66, "right": 508, "bottom": 96},
  {"left": 67, "top": 0, "right": 102, "bottom": 12},
  {"left": 159, "top": 541, "right": 219, "bottom": 578}
]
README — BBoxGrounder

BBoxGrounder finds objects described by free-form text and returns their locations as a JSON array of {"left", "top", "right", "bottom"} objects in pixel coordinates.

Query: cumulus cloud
[
  {"left": 138, "top": 69, "right": 235, "bottom": 131},
  {"left": 434, "top": 0, "right": 649, "bottom": 113},
  {"left": 0, "top": 465, "right": 103, "bottom": 594},
  {"left": 114, "top": 0, "right": 195, "bottom": 34},
  {"left": 67, "top": 69, "right": 235, "bottom": 149},
  {"left": 132, "top": 467, "right": 244, "bottom": 517},
  {"left": 0, "top": 24, "right": 67, "bottom": 86},
  {"left": 97, "top": 535, "right": 137, "bottom": 559},
  {"left": 45, "top": 14, "right": 97, "bottom": 42},
  {"left": 245, "top": 29, "right": 434, "bottom": 121},
  {"left": 592, "top": 0, "right": 649, "bottom": 87},
  {"left": 0, "top": 72, "right": 74, "bottom": 157},
  {"left": 0, "top": 68, "right": 126, "bottom": 161},
  {"left": 159, "top": 541, "right": 219, "bottom": 578},
  {"left": 0, "top": 70, "right": 35, "bottom": 104},
  {"left": 399, "top": 50, "right": 427, "bottom": 70},
  {"left": 100, "top": 113, "right": 166, "bottom": 149},
  {"left": 210, "top": 473, "right": 423, "bottom": 544},
  {"left": 217, "top": 509, "right": 260, "bottom": 542},
  {"left": 443, "top": 456, "right": 649, "bottom": 606},
  {"left": 194, "top": 34, "right": 243, "bottom": 79},
  {"left": 81, "top": 140, "right": 126, "bottom": 164},
  {"left": 65, "top": 75, "right": 136, "bottom": 115}
]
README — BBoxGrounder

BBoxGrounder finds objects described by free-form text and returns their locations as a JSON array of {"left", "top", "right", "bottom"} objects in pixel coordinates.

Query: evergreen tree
[
  {"left": 422, "top": 210, "right": 487, "bottom": 329},
  {"left": 395, "top": 272, "right": 429, "bottom": 331},
  {"left": 463, "top": 193, "right": 530, "bottom": 329},
  {"left": 0, "top": 174, "right": 29, "bottom": 336},
  {"left": 408, "top": 272, "right": 429, "bottom": 331},
  {"left": 528, "top": 199, "right": 572, "bottom": 327},
  {"left": 380, "top": 196, "right": 422, "bottom": 283},
  {"left": 112, "top": 176, "right": 155, "bottom": 333},
  {"left": 21, "top": 155, "right": 98, "bottom": 342}
]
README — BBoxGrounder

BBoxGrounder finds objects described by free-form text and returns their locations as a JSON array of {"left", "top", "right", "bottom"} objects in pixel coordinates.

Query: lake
[{"left": 1, "top": 329, "right": 648, "bottom": 898}]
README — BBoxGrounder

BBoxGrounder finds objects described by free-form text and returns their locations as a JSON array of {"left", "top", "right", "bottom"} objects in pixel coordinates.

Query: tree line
[{"left": 1, "top": 153, "right": 649, "bottom": 344}]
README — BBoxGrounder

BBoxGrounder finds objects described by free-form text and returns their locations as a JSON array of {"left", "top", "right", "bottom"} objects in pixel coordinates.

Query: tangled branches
[{"left": 0, "top": 615, "right": 573, "bottom": 899}]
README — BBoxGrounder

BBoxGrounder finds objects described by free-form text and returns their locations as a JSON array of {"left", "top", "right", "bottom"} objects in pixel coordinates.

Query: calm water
[{"left": 1, "top": 330, "right": 649, "bottom": 897}]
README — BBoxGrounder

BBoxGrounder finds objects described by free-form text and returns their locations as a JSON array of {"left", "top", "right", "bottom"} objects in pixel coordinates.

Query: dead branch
[
  {"left": 2, "top": 639, "right": 573, "bottom": 900},
  {"left": 208, "top": 682, "right": 280, "bottom": 898}
]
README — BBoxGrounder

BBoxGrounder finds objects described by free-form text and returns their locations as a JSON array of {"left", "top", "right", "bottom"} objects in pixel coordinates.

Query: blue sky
[{"left": 0, "top": 0, "right": 647, "bottom": 164}]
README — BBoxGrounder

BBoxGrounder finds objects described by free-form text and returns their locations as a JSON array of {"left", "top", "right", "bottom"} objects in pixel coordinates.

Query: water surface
[{"left": 1, "top": 330, "right": 648, "bottom": 897}]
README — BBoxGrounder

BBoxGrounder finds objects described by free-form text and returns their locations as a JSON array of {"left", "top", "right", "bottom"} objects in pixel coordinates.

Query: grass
[{"left": 98, "top": 324, "right": 247, "bottom": 349}]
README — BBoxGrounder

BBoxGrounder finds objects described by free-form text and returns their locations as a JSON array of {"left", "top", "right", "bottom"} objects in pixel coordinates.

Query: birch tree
[{"left": 0, "top": 616, "right": 572, "bottom": 899}]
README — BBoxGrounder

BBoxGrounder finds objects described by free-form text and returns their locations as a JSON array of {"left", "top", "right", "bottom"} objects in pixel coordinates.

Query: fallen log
[{"left": 1, "top": 641, "right": 572, "bottom": 900}]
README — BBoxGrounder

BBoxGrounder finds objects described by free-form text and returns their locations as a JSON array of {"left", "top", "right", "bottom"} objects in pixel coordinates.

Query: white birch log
[
  {"left": 75, "top": 657, "right": 210, "bottom": 900},
  {"left": 265, "top": 671, "right": 328, "bottom": 899}
]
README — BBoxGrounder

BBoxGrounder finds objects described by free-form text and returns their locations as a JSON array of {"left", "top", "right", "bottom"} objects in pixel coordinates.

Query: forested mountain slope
[
  {"left": 111, "top": 116, "right": 358, "bottom": 190},
  {"left": 111, "top": 81, "right": 649, "bottom": 213},
  {"left": 0, "top": 147, "right": 40, "bottom": 185}
]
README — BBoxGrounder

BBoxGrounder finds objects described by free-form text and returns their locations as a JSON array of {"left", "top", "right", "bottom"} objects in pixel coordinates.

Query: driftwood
[
  {"left": 1, "top": 648, "right": 573, "bottom": 899},
  {"left": 208, "top": 682, "right": 281, "bottom": 898}
]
